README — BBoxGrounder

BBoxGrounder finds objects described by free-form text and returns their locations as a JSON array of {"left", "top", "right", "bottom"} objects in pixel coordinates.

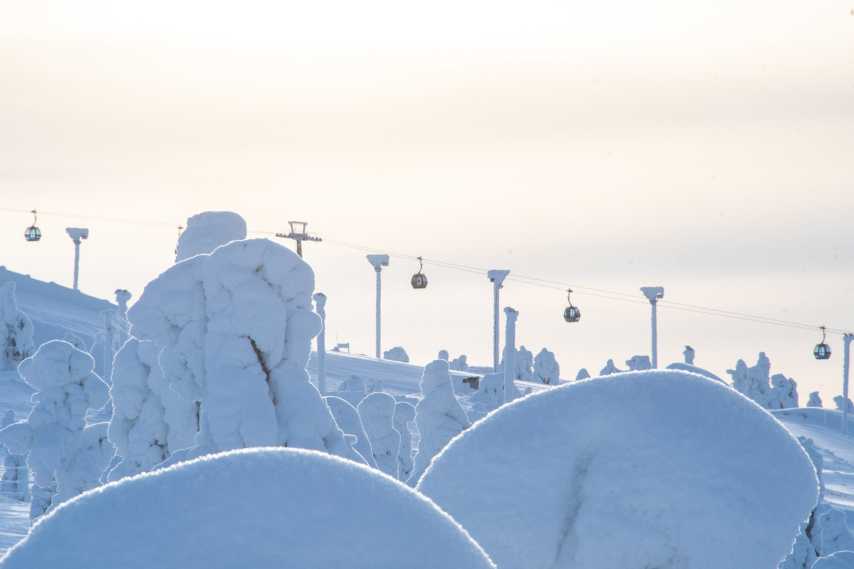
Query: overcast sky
[{"left": 2, "top": 0, "right": 853, "bottom": 400}]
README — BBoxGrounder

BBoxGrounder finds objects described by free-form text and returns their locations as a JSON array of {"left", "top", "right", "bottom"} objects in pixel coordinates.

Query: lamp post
[
  {"left": 640, "top": 286, "right": 665, "bottom": 368},
  {"left": 313, "top": 292, "right": 327, "bottom": 395},
  {"left": 488, "top": 270, "right": 510, "bottom": 371},
  {"left": 366, "top": 255, "right": 389, "bottom": 359},
  {"left": 276, "top": 221, "right": 322, "bottom": 258},
  {"left": 65, "top": 227, "right": 89, "bottom": 291},
  {"left": 843, "top": 333, "right": 853, "bottom": 434}
]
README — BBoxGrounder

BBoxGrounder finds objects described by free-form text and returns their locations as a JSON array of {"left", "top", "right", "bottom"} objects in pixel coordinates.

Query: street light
[
  {"left": 640, "top": 286, "right": 664, "bottom": 368},
  {"left": 367, "top": 254, "right": 390, "bottom": 359},
  {"left": 276, "top": 221, "right": 322, "bottom": 258},
  {"left": 65, "top": 227, "right": 89, "bottom": 291},
  {"left": 488, "top": 270, "right": 510, "bottom": 371}
]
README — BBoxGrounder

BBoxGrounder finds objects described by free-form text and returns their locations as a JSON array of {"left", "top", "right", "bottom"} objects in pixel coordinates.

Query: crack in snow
[
  {"left": 247, "top": 336, "right": 277, "bottom": 406},
  {"left": 550, "top": 450, "right": 595, "bottom": 569}
]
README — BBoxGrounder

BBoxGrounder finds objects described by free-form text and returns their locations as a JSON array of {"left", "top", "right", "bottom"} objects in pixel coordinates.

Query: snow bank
[
  {"left": 0, "top": 448, "right": 496, "bottom": 569},
  {"left": 358, "top": 392, "right": 400, "bottom": 478},
  {"left": 130, "top": 238, "right": 356, "bottom": 462},
  {"left": 666, "top": 361, "right": 725, "bottom": 382},
  {"left": 417, "top": 370, "right": 818, "bottom": 569},
  {"left": 174, "top": 211, "right": 247, "bottom": 262},
  {"left": 0, "top": 283, "right": 33, "bottom": 371}
]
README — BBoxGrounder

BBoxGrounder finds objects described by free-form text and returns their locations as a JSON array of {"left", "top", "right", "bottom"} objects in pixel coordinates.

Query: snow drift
[
  {"left": 417, "top": 370, "right": 819, "bottom": 569},
  {"left": 0, "top": 448, "right": 496, "bottom": 569}
]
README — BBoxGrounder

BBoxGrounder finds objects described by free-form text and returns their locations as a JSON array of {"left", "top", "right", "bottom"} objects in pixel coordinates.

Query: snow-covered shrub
[
  {"left": 0, "top": 340, "right": 111, "bottom": 519},
  {"left": 833, "top": 396, "right": 854, "bottom": 413},
  {"left": 533, "top": 348, "right": 560, "bottom": 385},
  {"left": 175, "top": 211, "right": 247, "bottom": 262},
  {"left": 417, "top": 371, "right": 819, "bottom": 569},
  {"left": 0, "top": 448, "right": 497, "bottom": 569},
  {"left": 449, "top": 354, "right": 469, "bottom": 371},
  {"left": 382, "top": 346, "right": 409, "bottom": 363},
  {"left": 438, "top": 349, "right": 449, "bottom": 361},
  {"left": 409, "top": 359, "right": 470, "bottom": 484},
  {"left": 358, "top": 392, "right": 400, "bottom": 478},
  {"left": 768, "top": 373, "right": 799, "bottom": 409},
  {"left": 575, "top": 368, "right": 590, "bottom": 381},
  {"left": 625, "top": 354, "right": 652, "bottom": 371},
  {"left": 813, "top": 551, "right": 854, "bottom": 568},
  {"left": 0, "top": 411, "right": 27, "bottom": 501},
  {"left": 728, "top": 352, "right": 772, "bottom": 406},
  {"left": 394, "top": 401, "right": 416, "bottom": 482},
  {"left": 599, "top": 358, "right": 621, "bottom": 375},
  {"left": 129, "top": 238, "right": 358, "bottom": 464},
  {"left": 324, "top": 396, "right": 374, "bottom": 467},
  {"left": 808, "top": 391, "right": 824, "bottom": 408},
  {"left": 684, "top": 345, "right": 696, "bottom": 364},
  {"left": 0, "top": 282, "right": 33, "bottom": 371}
]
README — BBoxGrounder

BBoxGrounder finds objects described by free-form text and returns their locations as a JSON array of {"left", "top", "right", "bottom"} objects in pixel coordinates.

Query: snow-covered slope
[
  {"left": 418, "top": 370, "right": 819, "bottom": 569},
  {"left": 0, "top": 448, "right": 496, "bottom": 569}
]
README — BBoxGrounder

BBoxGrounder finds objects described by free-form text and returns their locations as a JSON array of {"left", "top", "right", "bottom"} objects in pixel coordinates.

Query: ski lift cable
[{"left": 0, "top": 207, "right": 847, "bottom": 336}]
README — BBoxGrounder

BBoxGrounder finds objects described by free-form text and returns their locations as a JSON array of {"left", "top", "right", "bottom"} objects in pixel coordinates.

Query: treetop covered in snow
[
  {"left": 0, "top": 448, "right": 496, "bottom": 569},
  {"left": 417, "top": 370, "right": 819, "bottom": 569},
  {"left": 174, "top": 211, "right": 247, "bottom": 262}
]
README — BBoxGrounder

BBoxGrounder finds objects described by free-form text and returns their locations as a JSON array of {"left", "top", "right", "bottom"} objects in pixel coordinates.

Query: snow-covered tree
[
  {"left": 728, "top": 352, "right": 772, "bottom": 406},
  {"left": 516, "top": 346, "right": 534, "bottom": 381},
  {"left": 768, "top": 373, "right": 799, "bottom": 409},
  {"left": 409, "top": 360, "right": 471, "bottom": 484},
  {"left": 449, "top": 354, "right": 469, "bottom": 371},
  {"left": 175, "top": 211, "right": 247, "bottom": 262},
  {"left": 625, "top": 355, "right": 652, "bottom": 371},
  {"left": 808, "top": 391, "right": 824, "bottom": 408},
  {"left": 834, "top": 396, "right": 854, "bottom": 413},
  {"left": 382, "top": 346, "right": 409, "bottom": 363},
  {"left": 600, "top": 359, "right": 621, "bottom": 376},
  {"left": 0, "top": 340, "right": 111, "bottom": 518},
  {"left": 394, "top": 401, "right": 416, "bottom": 482},
  {"left": 533, "top": 348, "right": 560, "bottom": 385},
  {"left": 358, "top": 392, "right": 400, "bottom": 478},
  {"left": 683, "top": 345, "right": 695, "bottom": 365},
  {"left": 576, "top": 368, "right": 591, "bottom": 381},
  {"left": 0, "top": 282, "right": 34, "bottom": 371},
  {"left": 438, "top": 349, "right": 450, "bottom": 362},
  {"left": 325, "top": 395, "right": 375, "bottom": 467},
  {"left": 0, "top": 410, "right": 27, "bottom": 501},
  {"left": 130, "top": 238, "right": 358, "bottom": 464}
]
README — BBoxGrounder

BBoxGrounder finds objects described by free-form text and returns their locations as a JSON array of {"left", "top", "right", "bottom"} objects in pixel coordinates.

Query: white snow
[
  {"left": 417, "top": 370, "right": 819, "bottom": 569},
  {"left": 0, "top": 448, "right": 496, "bottom": 569},
  {"left": 174, "top": 211, "right": 247, "bottom": 262},
  {"left": 393, "top": 401, "right": 416, "bottom": 482},
  {"left": 533, "top": 348, "right": 560, "bottom": 385},
  {"left": 624, "top": 354, "right": 651, "bottom": 370},
  {"left": 813, "top": 551, "right": 854, "bottom": 568},
  {"left": 0, "top": 284, "right": 33, "bottom": 372},
  {"left": 666, "top": 361, "right": 725, "bottom": 382},
  {"left": 357, "top": 392, "right": 400, "bottom": 479},
  {"left": 324, "top": 395, "right": 374, "bottom": 467},
  {"left": 728, "top": 352, "right": 800, "bottom": 409},
  {"left": 382, "top": 346, "right": 409, "bottom": 363},
  {"left": 808, "top": 391, "right": 824, "bottom": 408},
  {"left": 408, "top": 359, "right": 470, "bottom": 484}
]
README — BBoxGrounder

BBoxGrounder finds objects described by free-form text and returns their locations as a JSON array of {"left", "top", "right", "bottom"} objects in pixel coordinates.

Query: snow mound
[
  {"left": 666, "top": 361, "right": 725, "bottom": 382},
  {"left": 0, "top": 448, "right": 496, "bottom": 569},
  {"left": 417, "top": 370, "right": 818, "bottom": 569},
  {"left": 175, "top": 211, "right": 247, "bottom": 262},
  {"left": 813, "top": 551, "right": 854, "bottom": 569}
]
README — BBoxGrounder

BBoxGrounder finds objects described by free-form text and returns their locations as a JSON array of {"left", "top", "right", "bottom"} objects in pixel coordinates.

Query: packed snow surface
[
  {"left": 0, "top": 448, "right": 495, "bottom": 569},
  {"left": 417, "top": 370, "right": 818, "bottom": 569}
]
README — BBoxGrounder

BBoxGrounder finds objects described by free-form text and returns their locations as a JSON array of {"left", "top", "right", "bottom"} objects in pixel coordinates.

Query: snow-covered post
[
  {"left": 503, "top": 307, "right": 518, "bottom": 404},
  {"left": 488, "top": 270, "right": 510, "bottom": 371},
  {"left": 65, "top": 227, "right": 89, "bottom": 291},
  {"left": 641, "top": 286, "right": 664, "bottom": 368},
  {"left": 366, "top": 255, "right": 389, "bottom": 359},
  {"left": 843, "top": 333, "right": 853, "bottom": 434},
  {"left": 313, "top": 293, "right": 327, "bottom": 395}
]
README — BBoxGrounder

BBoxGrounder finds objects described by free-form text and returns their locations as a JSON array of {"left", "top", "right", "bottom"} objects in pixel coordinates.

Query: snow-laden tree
[
  {"left": 808, "top": 391, "right": 824, "bottom": 408},
  {"left": 768, "top": 373, "right": 799, "bottom": 409},
  {"left": 470, "top": 372, "right": 509, "bottom": 420},
  {"left": 438, "top": 349, "right": 450, "bottom": 362},
  {"left": 683, "top": 345, "right": 696, "bottom": 365},
  {"left": 334, "top": 375, "right": 384, "bottom": 407},
  {"left": 449, "top": 354, "right": 469, "bottom": 371},
  {"left": 0, "top": 282, "right": 34, "bottom": 371},
  {"left": 625, "top": 355, "right": 652, "bottom": 371},
  {"left": 728, "top": 352, "right": 772, "bottom": 406},
  {"left": 409, "top": 360, "right": 470, "bottom": 485},
  {"left": 516, "top": 346, "right": 534, "bottom": 381},
  {"left": 600, "top": 359, "right": 621, "bottom": 376},
  {"left": 833, "top": 396, "right": 854, "bottom": 413},
  {"left": 0, "top": 340, "right": 111, "bottom": 518},
  {"left": 107, "top": 339, "right": 198, "bottom": 481},
  {"left": 358, "top": 392, "right": 400, "bottom": 479},
  {"left": 382, "top": 346, "right": 409, "bottom": 363},
  {"left": 533, "top": 348, "right": 560, "bottom": 385},
  {"left": 324, "top": 396, "right": 374, "bottom": 467},
  {"left": 130, "top": 238, "right": 359, "bottom": 464},
  {"left": 576, "top": 368, "right": 591, "bottom": 381},
  {"left": 0, "top": 410, "right": 27, "bottom": 501},
  {"left": 394, "top": 401, "right": 416, "bottom": 482},
  {"left": 175, "top": 211, "right": 247, "bottom": 262}
]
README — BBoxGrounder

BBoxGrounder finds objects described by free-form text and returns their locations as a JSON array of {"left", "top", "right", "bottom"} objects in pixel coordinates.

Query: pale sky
[{"left": 1, "top": 1, "right": 853, "bottom": 400}]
